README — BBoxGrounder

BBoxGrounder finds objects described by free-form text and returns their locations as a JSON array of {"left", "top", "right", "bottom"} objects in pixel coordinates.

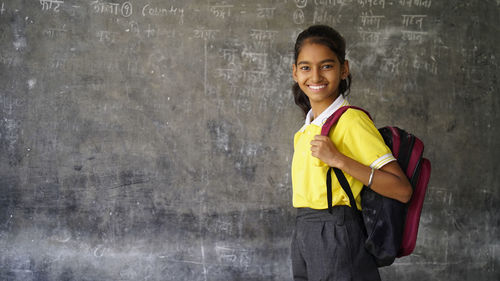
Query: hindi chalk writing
[
  {"left": 209, "top": 4, "right": 233, "bottom": 19},
  {"left": 313, "top": 10, "right": 342, "bottom": 25},
  {"left": 360, "top": 12, "right": 384, "bottom": 28},
  {"left": 315, "top": 0, "right": 346, "bottom": 6},
  {"left": 220, "top": 49, "right": 238, "bottom": 65},
  {"left": 40, "top": 0, "right": 64, "bottom": 12},
  {"left": 90, "top": 1, "right": 133, "bottom": 17},
  {"left": 401, "top": 14, "right": 427, "bottom": 30},
  {"left": 357, "top": 0, "right": 385, "bottom": 9},
  {"left": 399, "top": 0, "right": 432, "bottom": 8},
  {"left": 256, "top": 7, "right": 275, "bottom": 19},
  {"left": 241, "top": 51, "right": 268, "bottom": 70},
  {"left": 43, "top": 26, "right": 67, "bottom": 39},
  {"left": 194, "top": 28, "right": 220, "bottom": 40},
  {"left": 359, "top": 30, "right": 382, "bottom": 43},
  {"left": 242, "top": 70, "right": 267, "bottom": 85},
  {"left": 401, "top": 30, "right": 427, "bottom": 43},
  {"left": 249, "top": 29, "right": 278, "bottom": 41},
  {"left": 97, "top": 30, "right": 117, "bottom": 42}
]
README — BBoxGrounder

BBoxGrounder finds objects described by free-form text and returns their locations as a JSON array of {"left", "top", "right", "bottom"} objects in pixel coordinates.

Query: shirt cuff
[{"left": 370, "top": 153, "right": 396, "bottom": 169}]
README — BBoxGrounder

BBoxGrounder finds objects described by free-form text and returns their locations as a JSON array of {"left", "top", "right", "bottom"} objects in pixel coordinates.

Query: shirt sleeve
[{"left": 337, "top": 109, "right": 396, "bottom": 169}]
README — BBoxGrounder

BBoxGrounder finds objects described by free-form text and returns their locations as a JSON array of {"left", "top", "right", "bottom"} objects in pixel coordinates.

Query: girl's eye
[
  {"left": 300, "top": 66, "right": 310, "bottom": 71},
  {"left": 322, "top": 64, "right": 333, "bottom": 70}
]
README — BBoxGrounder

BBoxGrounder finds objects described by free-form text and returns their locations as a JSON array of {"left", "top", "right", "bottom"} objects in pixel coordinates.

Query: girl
[{"left": 290, "top": 25, "right": 413, "bottom": 281}]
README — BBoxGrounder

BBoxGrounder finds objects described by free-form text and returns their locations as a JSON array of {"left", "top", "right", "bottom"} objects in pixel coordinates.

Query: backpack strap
[
  {"left": 327, "top": 167, "right": 358, "bottom": 212},
  {"left": 321, "top": 106, "right": 372, "bottom": 136},
  {"left": 322, "top": 106, "right": 371, "bottom": 213}
]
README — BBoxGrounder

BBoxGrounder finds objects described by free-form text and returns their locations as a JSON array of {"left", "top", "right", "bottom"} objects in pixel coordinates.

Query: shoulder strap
[
  {"left": 322, "top": 106, "right": 371, "bottom": 213},
  {"left": 321, "top": 106, "right": 372, "bottom": 137}
]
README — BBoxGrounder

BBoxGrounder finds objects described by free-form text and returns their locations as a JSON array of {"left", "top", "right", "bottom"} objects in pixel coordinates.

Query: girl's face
[{"left": 293, "top": 42, "right": 349, "bottom": 109}]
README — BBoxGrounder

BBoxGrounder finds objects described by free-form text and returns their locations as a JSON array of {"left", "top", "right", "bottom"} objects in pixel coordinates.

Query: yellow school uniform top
[{"left": 291, "top": 95, "right": 396, "bottom": 210}]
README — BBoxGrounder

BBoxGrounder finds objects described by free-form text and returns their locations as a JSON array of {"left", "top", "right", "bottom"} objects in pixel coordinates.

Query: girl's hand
[{"left": 310, "top": 135, "right": 346, "bottom": 168}]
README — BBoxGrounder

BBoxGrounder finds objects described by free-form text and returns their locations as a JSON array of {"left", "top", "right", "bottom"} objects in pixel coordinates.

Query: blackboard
[{"left": 1, "top": 0, "right": 498, "bottom": 280}]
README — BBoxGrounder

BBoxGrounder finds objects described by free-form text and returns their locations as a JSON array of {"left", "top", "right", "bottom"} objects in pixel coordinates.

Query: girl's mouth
[{"left": 308, "top": 84, "right": 327, "bottom": 91}]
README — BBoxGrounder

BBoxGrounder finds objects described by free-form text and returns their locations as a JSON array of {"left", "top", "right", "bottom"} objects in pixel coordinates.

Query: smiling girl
[{"left": 290, "top": 25, "right": 412, "bottom": 281}]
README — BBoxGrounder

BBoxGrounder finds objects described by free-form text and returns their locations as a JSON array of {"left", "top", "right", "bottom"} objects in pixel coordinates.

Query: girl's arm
[{"left": 311, "top": 135, "right": 413, "bottom": 203}]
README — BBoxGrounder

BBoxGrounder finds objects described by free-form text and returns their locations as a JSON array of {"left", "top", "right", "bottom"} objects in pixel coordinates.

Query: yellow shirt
[{"left": 291, "top": 97, "right": 395, "bottom": 210}]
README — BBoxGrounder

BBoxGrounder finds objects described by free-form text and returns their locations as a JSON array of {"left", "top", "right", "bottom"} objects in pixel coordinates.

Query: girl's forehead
[{"left": 298, "top": 43, "right": 339, "bottom": 60}]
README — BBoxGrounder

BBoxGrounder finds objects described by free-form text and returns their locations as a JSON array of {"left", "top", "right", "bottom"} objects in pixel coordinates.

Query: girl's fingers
[{"left": 313, "top": 135, "right": 329, "bottom": 141}]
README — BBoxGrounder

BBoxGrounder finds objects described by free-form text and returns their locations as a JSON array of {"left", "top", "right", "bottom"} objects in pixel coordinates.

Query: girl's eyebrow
[{"left": 297, "top": 58, "right": 337, "bottom": 65}]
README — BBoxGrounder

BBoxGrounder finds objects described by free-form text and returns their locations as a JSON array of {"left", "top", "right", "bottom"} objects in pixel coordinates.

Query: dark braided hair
[{"left": 293, "top": 25, "right": 352, "bottom": 116}]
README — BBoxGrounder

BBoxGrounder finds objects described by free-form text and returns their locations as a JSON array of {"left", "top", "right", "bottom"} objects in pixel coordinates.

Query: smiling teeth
[{"left": 309, "top": 85, "right": 326, "bottom": 90}]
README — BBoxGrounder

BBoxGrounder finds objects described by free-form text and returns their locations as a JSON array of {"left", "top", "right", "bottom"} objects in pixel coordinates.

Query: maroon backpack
[{"left": 322, "top": 106, "right": 431, "bottom": 266}]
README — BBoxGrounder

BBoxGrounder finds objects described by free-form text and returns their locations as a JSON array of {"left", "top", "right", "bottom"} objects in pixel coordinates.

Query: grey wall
[{"left": 1, "top": 0, "right": 498, "bottom": 280}]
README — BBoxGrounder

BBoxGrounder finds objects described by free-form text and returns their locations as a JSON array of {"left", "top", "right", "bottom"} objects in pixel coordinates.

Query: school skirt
[{"left": 291, "top": 206, "right": 381, "bottom": 281}]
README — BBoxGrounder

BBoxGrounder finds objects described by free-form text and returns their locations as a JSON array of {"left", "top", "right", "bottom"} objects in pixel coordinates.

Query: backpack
[{"left": 321, "top": 106, "right": 431, "bottom": 267}]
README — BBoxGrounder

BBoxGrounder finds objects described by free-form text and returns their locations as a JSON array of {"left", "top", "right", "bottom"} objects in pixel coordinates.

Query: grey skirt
[{"left": 291, "top": 206, "right": 381, "bottom": 281}]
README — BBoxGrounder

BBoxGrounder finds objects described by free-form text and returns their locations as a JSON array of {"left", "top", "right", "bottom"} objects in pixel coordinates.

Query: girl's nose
[{"left": 311, "top": 67, "right": 322, "bottom": 82}]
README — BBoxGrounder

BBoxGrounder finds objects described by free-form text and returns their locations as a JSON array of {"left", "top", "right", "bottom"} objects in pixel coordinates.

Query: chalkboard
[{"left": 0, "top": 0, "right": 498, "bottom": 280}]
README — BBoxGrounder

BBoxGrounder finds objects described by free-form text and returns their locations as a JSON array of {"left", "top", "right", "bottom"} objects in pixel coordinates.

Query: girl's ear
[
  {"left": 292, "top": 63, "right": 298, "bottom": 82},
  {"left": 341, "top": 60, "right": 350, "bottom": 80}
]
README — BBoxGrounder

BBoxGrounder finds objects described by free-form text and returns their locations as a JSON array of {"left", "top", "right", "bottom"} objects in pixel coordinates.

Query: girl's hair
[{"left": 293, "top": 25, "right": 352, "bottom": 116}]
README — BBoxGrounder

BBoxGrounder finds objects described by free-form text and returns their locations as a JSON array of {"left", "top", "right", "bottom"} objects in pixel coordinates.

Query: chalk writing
[
  {"left": 140, "top": 24, "right": 177, "bottom": 39},
  {"left": 293, "top": 9, "right": 305, "bottom": 24},
  {"left": 194, "top": 28, "right": 219, "bottom": 40},
  {"left": 209, "top": 4, "right": 233, "bottom": 19},
  {"left": 380, "top": 57, "right": 400, "bottom": 74},
  {"left": 256, "top": 6, "right": 275, "bottom": 19},
  {"left": 401, "top": 14, "right": 427, "bottom": 29},
  {"left": 40, "top": 0, "right": 64, "bottom": 12},
  {"left": 315, "top": 0, "right": 346, "bottom": 5},
  {"left": 360, "top": 12, "right": 384, "bottom": 28},
  {"left": 230, "top": 87, "right": 277, "bottom": 107},
  {"left": 295, "top": 0, "right": 308, "bottom": 8},
  {"left": 427, "top": 188, "right": 453, "bottom": 206},
  {"left": 220, "top": 48, "right": 238, "bottom": 65},
  {"left": 142, "top": 4, "right": 184, "bottom": 24},
  {"left": 2, "top": 117, "right": 20, "bottom": 152},
  {"left": 313, "top": 9, "right": 342, "bottom": 25},
  {"left": 0, "top": 54, "right": 18, "bottom": 67},
  {"left": 249, "top": 29, "right": 278, "bottom": 41},
  {"left": 359, "top": 30, "right": 382, "bottom": 43},
  {"left": 97, "top": 30, "right": 117, "bottom": 42},
  {"left": 125, "top": 21, "right": 140, "bottom": 35},
  {"left": 121, "top": 1, "right": 132, "bottom": 17},
  {"left": 242, "top": 70, "right": 267, "bottom": 85},
  {"left": 144, "top": 24, "right": 156, "bottom": 38},
  {"left": 399, "top": 0, "right": 431, "bottom": 8},
  {"left": 214, "top": 68, "right": 270, "bottom": 86},
  {"left": 401, "top": 30, "right": 427, "bottom": 43},
  {"left": 357, "top": 0, "right": 385, "bottom": 8},
  {"left": 233, "top": 96, "right": 252, "bottom": 113},
  {"left": 1, "top": 2, "right": 5, "bottom": 15},
  {"left": 43, "top": 25, "right": 67, "bottom": 39},
  {"left": 215, "top": 68, "right": 240, "bottom": 83},
  {"left": 215, "top": 244, "right": 253, "bottom": 268},
  {"left": 241, "top": 50, "right": 268, "bottom": 69},
  {"left": 70, "top": 5, "right": 81, "bottom": 16},
  {"left": 94, "top": 245, "right": 106, "bottom": 257},
  {"left": 90, "top": 1, "right": 133, "bottom": 17},
  {"left": 414, "top": 55, "right": 437, "bottom": 74},
  {"left": 380, "top": 54, "right": 437, "bottom": 75},
  {"left": 279, "top": 52, "right": 294, "bottom": 69},
  {"left": 1, "top": 96, "right": 24, "bottom": 114}
]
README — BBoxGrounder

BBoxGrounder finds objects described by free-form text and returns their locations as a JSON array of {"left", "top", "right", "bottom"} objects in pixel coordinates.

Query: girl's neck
[{"left": 310, "top": 96, "right": 339, "bottom": 121}]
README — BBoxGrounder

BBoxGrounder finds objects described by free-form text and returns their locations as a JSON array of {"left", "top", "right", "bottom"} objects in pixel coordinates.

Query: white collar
[{"left": 305, "top": 95, "right": 350, "bottom": 126}]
